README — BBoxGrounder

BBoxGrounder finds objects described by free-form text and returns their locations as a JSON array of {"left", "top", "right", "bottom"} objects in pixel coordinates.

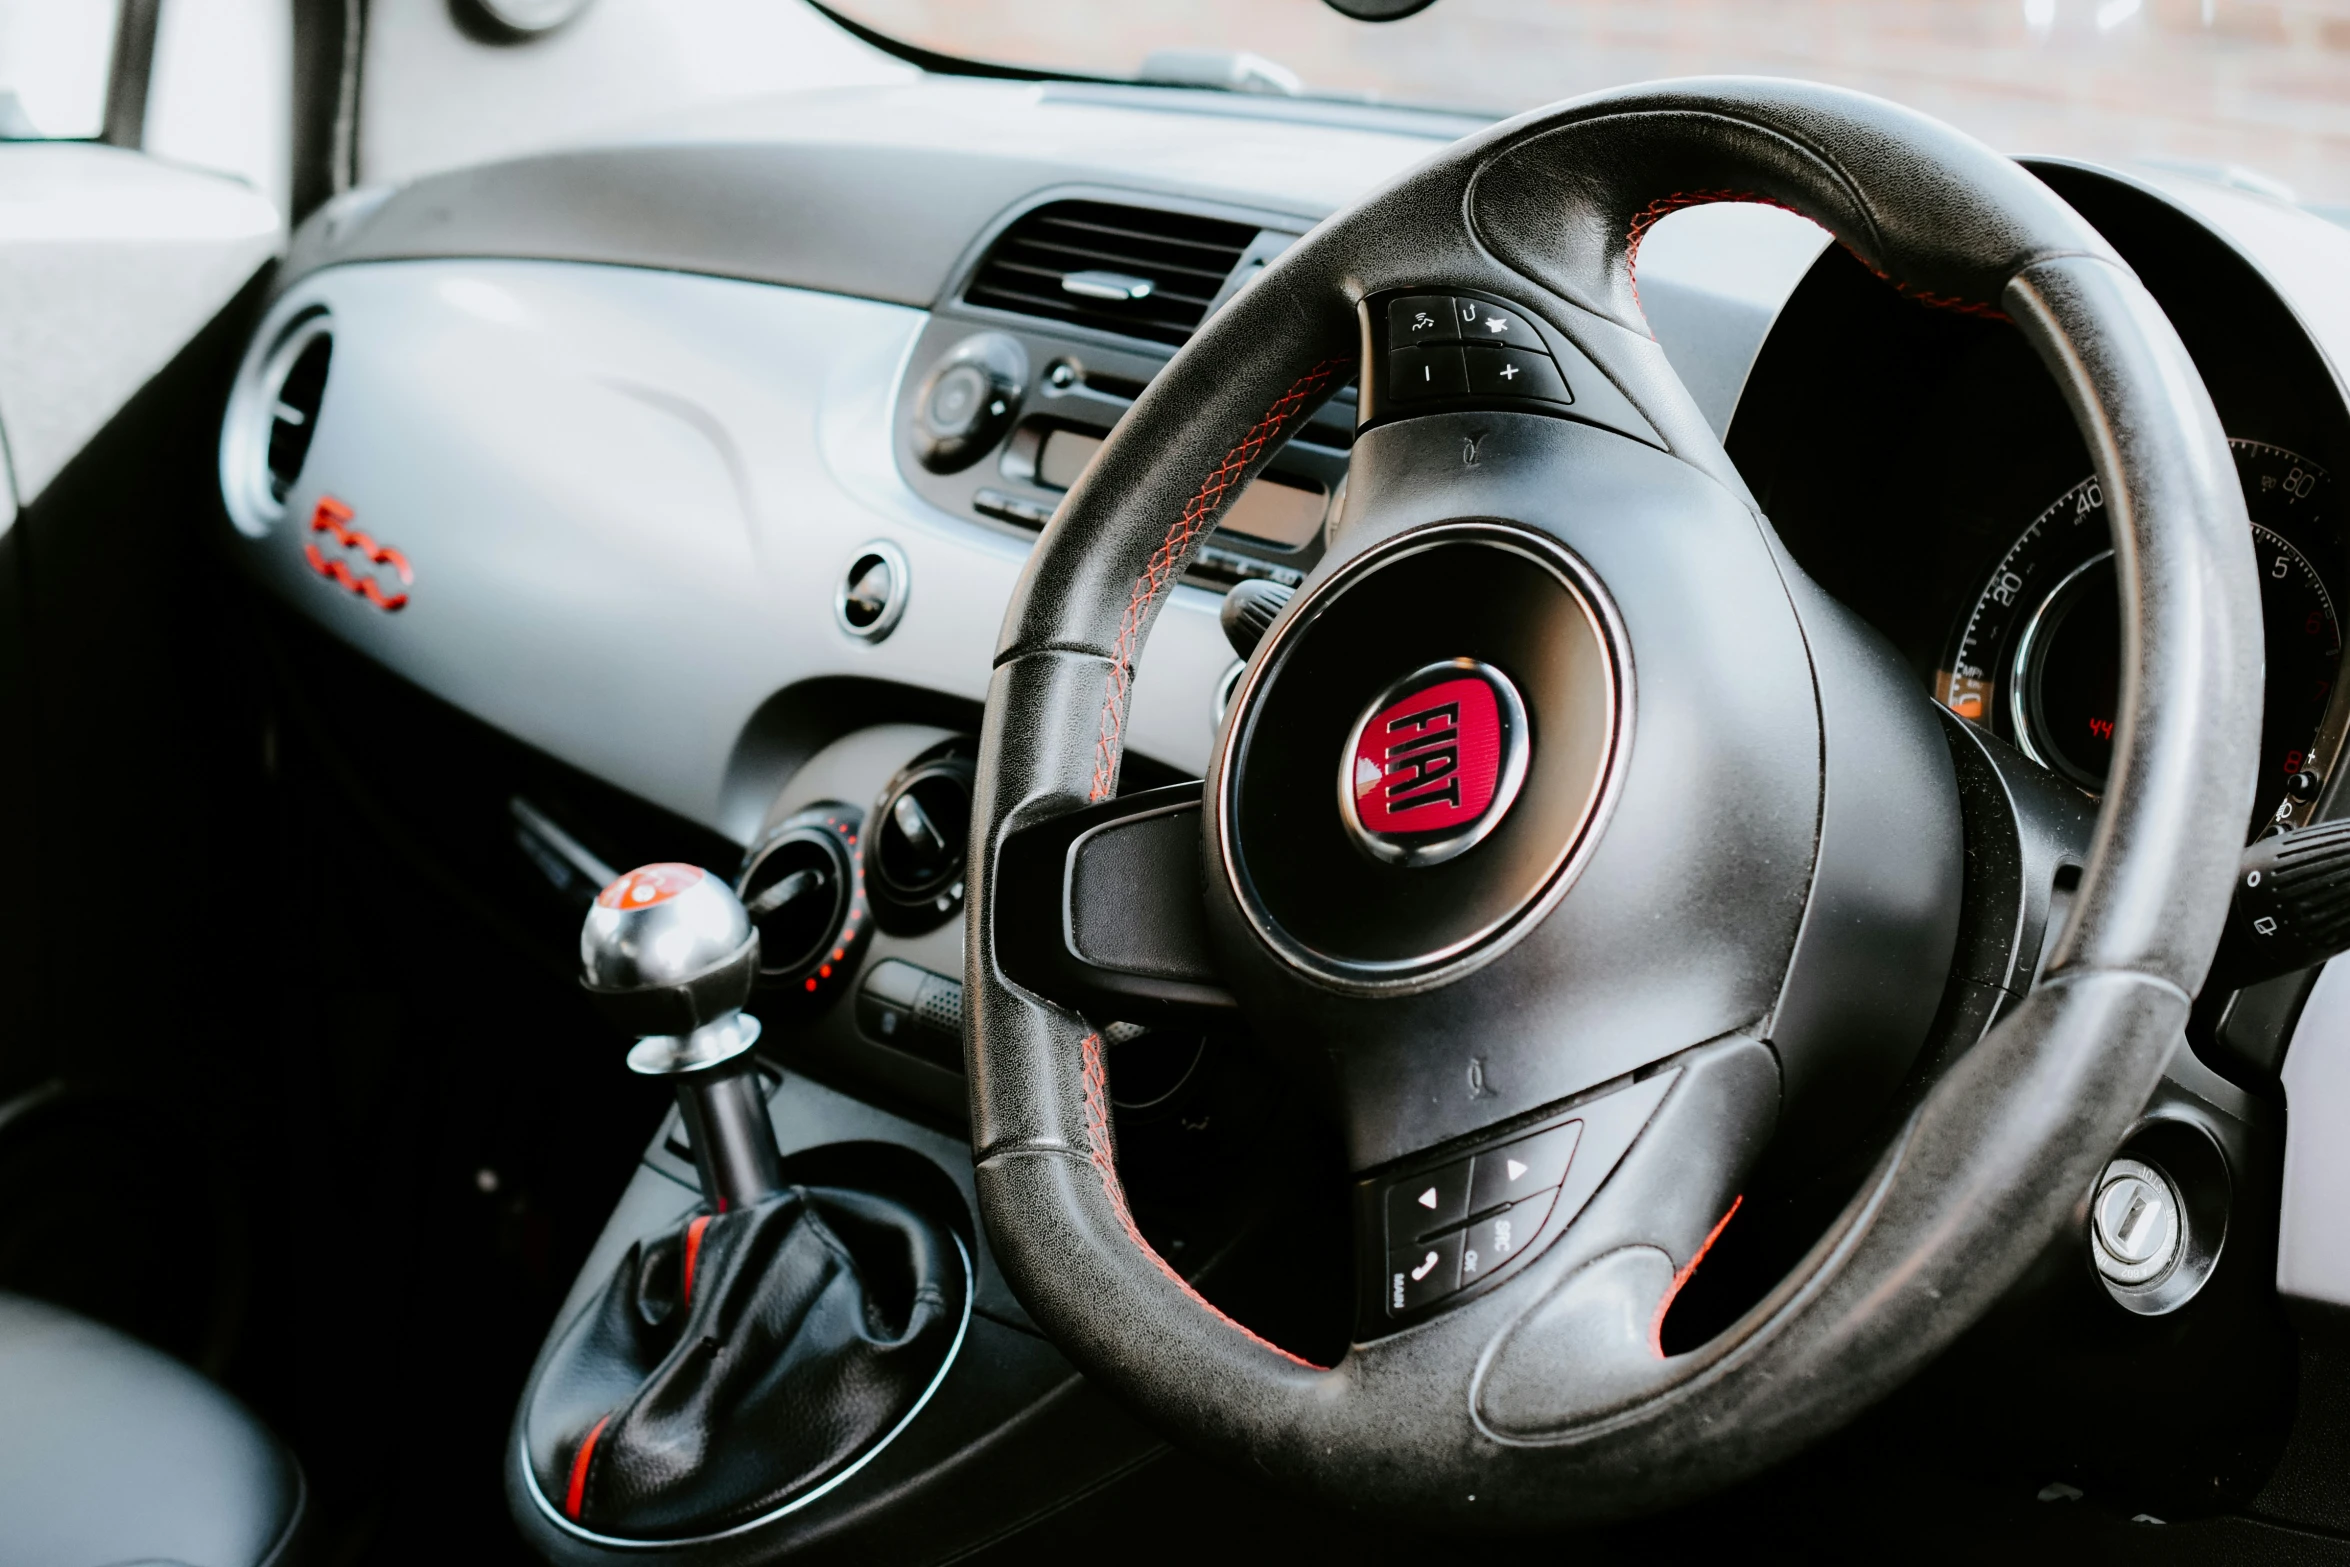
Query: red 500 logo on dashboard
[{"left": 303, "top": 496, "right": 412, "bottom": 613}]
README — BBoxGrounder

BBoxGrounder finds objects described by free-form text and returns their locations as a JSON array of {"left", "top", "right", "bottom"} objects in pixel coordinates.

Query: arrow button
[
  {"left": 1469, "top": 1120, "right": 1582, "bottom": 1215},
  {"left": 1383, "top": 1156, "right": 1472, "bottom": 1245}
]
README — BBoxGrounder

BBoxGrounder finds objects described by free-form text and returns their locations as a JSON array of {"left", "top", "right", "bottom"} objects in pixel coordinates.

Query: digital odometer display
[{"left": 1938, "top": 440, "right": 2340, "bottom": 830}]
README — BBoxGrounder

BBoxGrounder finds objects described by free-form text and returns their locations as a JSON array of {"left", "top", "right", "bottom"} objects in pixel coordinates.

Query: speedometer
[{"left": 1937, "top": 440, "right": 2340, "bottom": 830}]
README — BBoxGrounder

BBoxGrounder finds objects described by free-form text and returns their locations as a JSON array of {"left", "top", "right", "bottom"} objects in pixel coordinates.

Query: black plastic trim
[{"left": 994, "top": 783, "right": 1237, "bottom": 1023}]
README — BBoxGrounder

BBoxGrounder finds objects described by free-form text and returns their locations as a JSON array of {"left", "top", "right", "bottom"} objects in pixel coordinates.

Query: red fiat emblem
[{"left": 1339, "top": 659, "right": 1530, "bottom": 866}]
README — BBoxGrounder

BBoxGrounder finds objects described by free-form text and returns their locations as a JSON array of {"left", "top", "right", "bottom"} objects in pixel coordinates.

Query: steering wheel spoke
[
  {"left": 993, "top": 782, "right": 1237, "bottom": 1026},
  {"left": 1352, "top": 1036, "right": 1775, "bottom": 1348}
]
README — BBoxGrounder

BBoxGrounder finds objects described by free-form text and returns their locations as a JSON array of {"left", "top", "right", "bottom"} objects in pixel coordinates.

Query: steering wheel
[{"left": 964, "top": 78, "right": 2261, "bottom": 1525}]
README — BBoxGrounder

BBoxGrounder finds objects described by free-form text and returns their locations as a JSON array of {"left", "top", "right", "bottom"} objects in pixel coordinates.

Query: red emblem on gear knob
[
  {"left": 596, "top": 863, "right": 706, "bottom": 910},
  {"left": 1340, "top": 660, "right": 1529, "bottom": 867}
]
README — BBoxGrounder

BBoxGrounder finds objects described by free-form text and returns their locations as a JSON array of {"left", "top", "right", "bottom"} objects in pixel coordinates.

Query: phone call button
[{"left": 1386, "top": 1231, "right": 1465, "bottom": 1315}]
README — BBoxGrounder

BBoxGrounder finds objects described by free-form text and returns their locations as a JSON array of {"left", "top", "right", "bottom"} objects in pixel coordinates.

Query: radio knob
[{"left": 913, "top": 332, "right": 1027, "bottom": 473}]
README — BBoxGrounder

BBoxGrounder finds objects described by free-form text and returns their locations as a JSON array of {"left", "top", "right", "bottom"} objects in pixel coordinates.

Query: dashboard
[{"left": 215, "top": 75, "right": 2350, "bottom": 1330}]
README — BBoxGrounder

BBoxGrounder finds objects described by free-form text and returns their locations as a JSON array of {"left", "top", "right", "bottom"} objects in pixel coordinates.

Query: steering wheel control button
[
  {"left": 1465, "top": 346, "right": 1571, "bottom": 404},
  {"left": 1384, "top": 1158, "right": 1473, "bottom": 1244},
  {"left": 1452, "top": 299, "right": 1542, "bottom": 351},
  {"left": 1468, "top": 1120, "right": 1582, "bottom": 1214},
  {"left": 1388, "top": 345, "right": 1468, "bottom": 403},
  {"left": 1341, "top": 659, "right": 1531, "bottom": 868},
  {"left": 1460, "top": 1188, "right": 1556, "bottom": 1287},
  {"left": 1386, "top": 1230, "right": 1465, "bottom": 1315},
  {"left": 836, "top": 541, "right": 909, "bottom": 643},
  {"left": 2091, "top": 1156, "right": 2183, "bottom": 1288},
  {"left": 1387, "top": 295, "right": 1461, "bottom": 346}
]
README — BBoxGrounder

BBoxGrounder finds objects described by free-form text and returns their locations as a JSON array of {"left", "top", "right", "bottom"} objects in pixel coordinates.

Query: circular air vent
[
  {"left": 734, "top": 804, "right": 871, "bottom": 1012},
  {"left": 865, "top": 740, "right": 976, "bottom": 935},
  {"left": 220, "top": 308, "right": 333, "bottom": 537},
  {"left": 835, "top": 541, "right": 909, "bottom": 642}
]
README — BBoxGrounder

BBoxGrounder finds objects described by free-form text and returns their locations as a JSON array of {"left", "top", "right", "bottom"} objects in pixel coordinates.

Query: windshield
[{"left": 825, "top": 0, "right": 2350, "bottom": 213}]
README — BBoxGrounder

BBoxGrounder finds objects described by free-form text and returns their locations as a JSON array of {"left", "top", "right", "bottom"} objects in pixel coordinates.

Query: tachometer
[{"left": 1938, "top": 440, "right": 2340, "bottom": 830}]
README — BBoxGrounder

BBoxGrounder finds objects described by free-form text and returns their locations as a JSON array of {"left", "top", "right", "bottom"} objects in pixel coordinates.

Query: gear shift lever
[
  {"left": 580, "top": 863, "right": 782, "bottom": 1211},
  {"left": 530, "top": 862, "right": 965, "bottom": 1539}
]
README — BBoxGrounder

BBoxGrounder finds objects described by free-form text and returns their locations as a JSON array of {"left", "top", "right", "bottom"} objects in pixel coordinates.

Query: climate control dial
[{"left": 734, "top": 804, "right": 871, "bottom": 1011}]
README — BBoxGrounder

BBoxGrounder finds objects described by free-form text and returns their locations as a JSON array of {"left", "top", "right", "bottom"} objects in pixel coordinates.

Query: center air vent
[{"left": 965, "top": 200, "right": 1260, "bottom": 347}]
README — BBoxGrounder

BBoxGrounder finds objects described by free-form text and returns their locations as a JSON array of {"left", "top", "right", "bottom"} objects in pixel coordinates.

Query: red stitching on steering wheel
[
  {"left": 1086, "top": 358, "right": 1352, "bottom": 803},
  {"left": 1080, "top": 1031, "right": 1325, "bottom": 1370}
]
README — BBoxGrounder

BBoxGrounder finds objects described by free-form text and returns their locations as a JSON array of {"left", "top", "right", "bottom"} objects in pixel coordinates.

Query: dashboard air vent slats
[
  {"left": 222, "top": 308, "right": 335, "bottom": 536},
  {"left": 264, "top": 325, "right": 333, "bottom": 503},
  {"left": 966, "top": 200, "right": 1260, "bottom": 347}
]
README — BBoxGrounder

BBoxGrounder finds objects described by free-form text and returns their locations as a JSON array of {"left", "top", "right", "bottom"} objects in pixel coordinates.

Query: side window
[
  {"left": 0, "top": 0, "right": 125, "bottom": 139},
  {"left": 360, "top": 0, "right": 912, "bottom": 186}
]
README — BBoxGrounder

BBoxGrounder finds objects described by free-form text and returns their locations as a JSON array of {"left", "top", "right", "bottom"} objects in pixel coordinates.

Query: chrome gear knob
[
  {"left": 580, "top": 864, "right": 761, "bottom": 1075},
  {"left": 581, "top": 863, "right": 781, "bottom": 1210}
]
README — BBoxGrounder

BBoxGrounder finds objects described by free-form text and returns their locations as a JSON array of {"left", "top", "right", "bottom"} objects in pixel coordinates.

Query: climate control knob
[
  {"left": 735, "top": 804, "right": 871, "bottom": 1010},
  {"left": 912, "top": 332, "right": 1026, "bottom": 473}
]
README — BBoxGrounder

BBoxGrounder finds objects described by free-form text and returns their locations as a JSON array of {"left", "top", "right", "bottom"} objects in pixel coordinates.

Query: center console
[{"left": 505, "top": 720, "right": 1342, "bottom": 1564}]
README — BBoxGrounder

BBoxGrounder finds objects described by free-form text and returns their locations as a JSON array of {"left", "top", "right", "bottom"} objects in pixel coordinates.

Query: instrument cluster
[
  {"left": 1730, "top": 161, "right": 2350, "bottom": 843},
  {"left": 1935, "top": 441, "right": 2339, "bottom": 832}
]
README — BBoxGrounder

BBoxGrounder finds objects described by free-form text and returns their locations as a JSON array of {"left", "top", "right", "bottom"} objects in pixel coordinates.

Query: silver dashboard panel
[
  {"left": 224, "top": 74, "right": 1825, "bottom": 853},
  {"left": 220, "top": 72, "right": 2350, "bottom": 1317},
  {"left": 2283, "top": 960, "right": 2350, "bottom": 1307},
  {"left": 223, "top": 258, "right": 1240, "bottom": 844}
]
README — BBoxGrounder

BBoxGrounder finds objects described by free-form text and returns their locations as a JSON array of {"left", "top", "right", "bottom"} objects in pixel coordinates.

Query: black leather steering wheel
[{"left": 964, "top": 78, "right": 2263, "bottom": 1526}]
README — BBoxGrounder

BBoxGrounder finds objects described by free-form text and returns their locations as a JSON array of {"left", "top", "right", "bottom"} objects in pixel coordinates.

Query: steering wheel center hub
[{"left": 1217, "top": 522, "right": 1624, "bottom": 988}]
